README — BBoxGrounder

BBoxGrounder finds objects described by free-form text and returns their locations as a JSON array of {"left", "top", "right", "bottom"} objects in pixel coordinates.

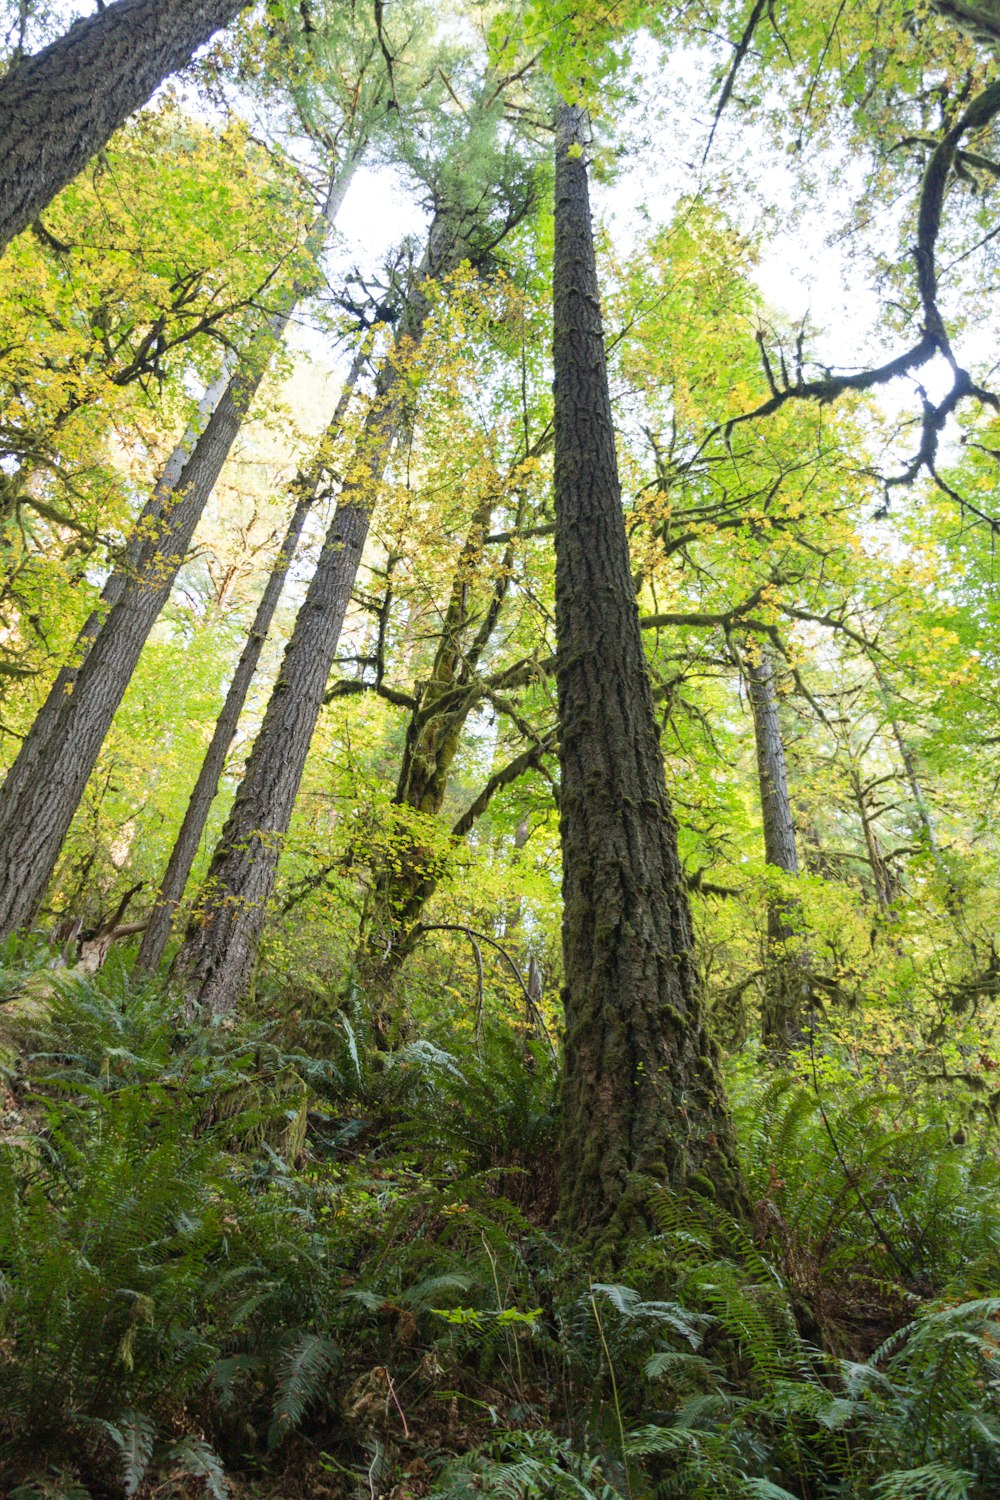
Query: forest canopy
[{"left": 2, "top": 0, "right": 1000, "bottom": 1495}]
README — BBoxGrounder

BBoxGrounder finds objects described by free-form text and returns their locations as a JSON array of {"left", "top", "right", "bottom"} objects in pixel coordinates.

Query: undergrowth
[{"left": 0, "top": 948, "right": 998, "bottom": 1498}]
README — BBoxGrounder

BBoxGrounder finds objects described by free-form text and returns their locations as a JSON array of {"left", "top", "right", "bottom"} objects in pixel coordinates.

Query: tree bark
[
  {"left": 0, "top": 167, "right": 354, "bottom": 938},
  {"left": 174, "top": 206, "right": 474, "bottom": 1015},
  {"left": 135, "top": 346, "right": 368, "bottom": 972},
  {"left": 0, "top": 0, "right": 249, "bottom": 253},
  {"left": 746, "top": 649, "right": 799, "bottom": 882},
  {"left": 552, "top": 101, "right": 740, "bottom": 1237},
  {"left": 743, "top": 645, "right": 809, "bottom": 1048},
  {"left": 0, "top": 352, "right": 236, "bottom": 823}
]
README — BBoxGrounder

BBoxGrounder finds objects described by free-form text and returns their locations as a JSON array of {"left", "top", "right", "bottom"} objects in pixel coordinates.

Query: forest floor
[{"left": 1, "top": 947, "right": 998, "bottom": 1499}]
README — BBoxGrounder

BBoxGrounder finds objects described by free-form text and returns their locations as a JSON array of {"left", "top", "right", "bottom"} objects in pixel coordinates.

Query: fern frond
[
  {"left": 268, "top": 1331, "right": 339, "bottom": 1448},
  {"left": 110, "top": 1409, "right": 155, "bottom": 1498},
  {"left": 161, "top": 1436, "right": 229, "bottom": 1499},
  {"left": 873, "top": 1463, "right": 975, "bottom": 1500},
  {"left": 403, "top": 1271, "right": 477, "bottom": 1308},
  {"left": 740, "top": 1481, "right": 801, "bottom": 1500}
]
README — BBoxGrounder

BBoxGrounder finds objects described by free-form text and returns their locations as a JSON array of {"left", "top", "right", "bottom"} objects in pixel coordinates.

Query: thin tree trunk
[
  {"left": 174, "top": 206, "right": 472, "bottom": 1015},
  {"left": 136, "top": 346, "right": 367, "bottom": 971},
  {"left": 852, "top": 771, "right": 899, "bottom": 913},
  {"left": 746, "top": 650, "right": 799, "bottom": 883},
  {"left": 888, "top": 715, "right": 940, "bottom": 855},
  {"left": 0, "top": 166, "right": 355, "bottom": 937},
  {"left": 0, "top": 0, "right": 249, "bottom": 252},
  {"left": 355, "top": 484, "right": 505, "bottom": 991},
  {"left": 871, "top": 660, "right": 955, "bottom": 903},
  {"left": 743, "top": 645, "right": 809, "bottom": 1048},
  {"left": 552, "top": 101, "right": 740, "bottom": 1238}
]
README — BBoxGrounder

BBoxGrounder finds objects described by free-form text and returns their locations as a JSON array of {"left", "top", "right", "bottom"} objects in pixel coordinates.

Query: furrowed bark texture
[
  {"left": 745, "top": 648, "right": 808, "bottom": 1048},
  {"left": 136, "top": 347, "right": 368, "bottom": 972},
  {"left": 552, "top": 102, "right": 739, "bottom": 1235},
  {"left": 0, "top": 355, "right": 236, "bottom": 829},
  {"left": 0, "top": 173, "right": 352, "bottom": 937},
  {"left": 176, "top": 209, "right": 471, "bottom": 1015},
  {"left": 0, "top": 0, "right": 247, "bottom": 252}
]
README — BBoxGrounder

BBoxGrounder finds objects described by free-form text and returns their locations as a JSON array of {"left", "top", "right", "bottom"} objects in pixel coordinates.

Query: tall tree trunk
[
  {"left": 0, "top": 352, "right": 236, "bottom": 816},
  {"left": 0, "top": 0, "right": 249, "bottom": 252},
  {"left": 746, "top": 649, "right": 799, "bottom": 882},
  {"left": 743, "top": 645, "right": 809, "bottom": 1048},
  {"left": 174, "top": 206, "right": 473, "bottom": 1015},
  {"left": 552, "top": 101, "right": 739, "bottom": 1237},
  {"left": 0, "top": 166, "right": 354, "bottom": 938},
  {"left": 136, "top": 346, "right": 368, "bottom": 972}
]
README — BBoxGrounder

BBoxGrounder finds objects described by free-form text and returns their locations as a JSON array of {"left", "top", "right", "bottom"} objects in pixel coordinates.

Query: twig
[
  {"left": 807, "top": 1028, "right": 914, "bottom": 1281},
  {"left": 414, "top": 922, "right": 558, "bottom": 1064},
  {"left": 470, "top": 931, "right": 485, "bottom": 1056},
  {"left": 386, "top": 1372, "right": 410, "bottom": 1438}
]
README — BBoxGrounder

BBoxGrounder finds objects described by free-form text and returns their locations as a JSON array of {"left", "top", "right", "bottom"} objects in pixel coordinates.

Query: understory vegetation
[{"left": 2, "top": 951, "right": 999, "bottom": 1499}]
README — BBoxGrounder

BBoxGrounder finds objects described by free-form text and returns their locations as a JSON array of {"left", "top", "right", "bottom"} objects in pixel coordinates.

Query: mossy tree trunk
[
  {"left": 851, "top": 766, "right": 900, "bottom": 915},
  {"left": 0, "top": 0, "right": 248, "bottom": 252},
  {"left": 353, "top": 482, "right": 518, "bottom": 993},
  {"left": 552, "top": 101, "right": 741, "bottom": 1236}
]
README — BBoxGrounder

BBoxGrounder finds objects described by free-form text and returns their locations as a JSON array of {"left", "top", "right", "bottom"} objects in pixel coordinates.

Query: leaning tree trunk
[
  {"left": 0, "top": 167, "right": 355, "bottom": 938},
  {"left": 174, "top": 208, "right": 472, "bottom": 1015},
  {"left": 136, "top": 345, "right": 368, "bottom": 972},
  {"left": 0, "top": 351, "right": 237, "bottom": 821},
  {"left": 552, "top": 101, "right": 740, "bottom": 1237},
  {"left": 0, "top": 0, "right": 250, "bottom": 252},
  {"left": 930, "top": 0, "right": 1000, "bottom": 50},
  {"left": 743, "top": 645, "right": 810, "bottom": 1049}
]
